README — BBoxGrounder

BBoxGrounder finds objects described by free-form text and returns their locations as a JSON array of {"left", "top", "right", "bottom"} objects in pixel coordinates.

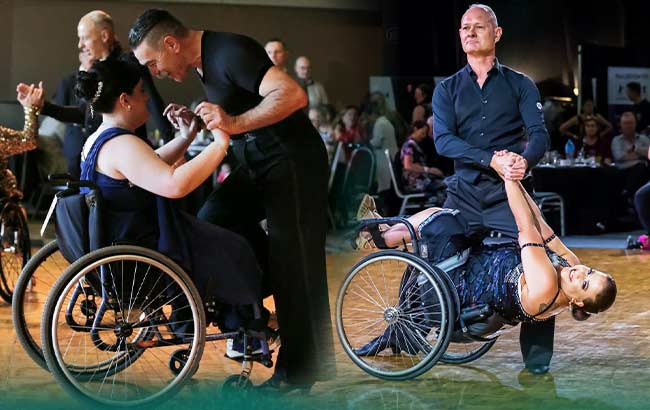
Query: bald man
[
  {"left": 294, "top": 56, "right": 328, "bottom": 108},
  {"left": 432, "top": 4, "right": 552, "bottom": 375},
  {"left": 17, "top": 10, "right": 172, "bottom": 177}
]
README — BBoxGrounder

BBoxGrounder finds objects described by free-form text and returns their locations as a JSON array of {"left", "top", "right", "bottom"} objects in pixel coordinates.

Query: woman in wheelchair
[
  {"left": 354, "top": 164, "right": 617, "bottom": 356},
  {"left": 74, "top": 57, "right": 268, "bottom": 358}
]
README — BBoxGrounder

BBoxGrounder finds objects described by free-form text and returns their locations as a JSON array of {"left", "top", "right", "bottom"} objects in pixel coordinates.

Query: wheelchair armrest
[{"left": 460, "top": 304, "right": 493, "bottom": 325}]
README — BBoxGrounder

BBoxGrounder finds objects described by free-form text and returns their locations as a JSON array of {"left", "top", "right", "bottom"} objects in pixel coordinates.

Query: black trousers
[
  {"left": 444, "top": 174, "right": 555, "bottom": 367},
  {"left": 197, "top": 131, "right": 334, "bottom": 384},
  {"left": 635, "top": 181, "right": 650, "bottom": 234}
]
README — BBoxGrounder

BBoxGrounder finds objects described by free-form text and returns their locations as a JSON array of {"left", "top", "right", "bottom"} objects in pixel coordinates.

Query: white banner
[{"left": 607, "top": 66, "right": 650, "bottom": 105}]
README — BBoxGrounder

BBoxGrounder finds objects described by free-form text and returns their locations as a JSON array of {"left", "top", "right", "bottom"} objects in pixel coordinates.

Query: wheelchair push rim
[
  {"left": 0, "top": 200, "right": 30, "bottom": 304},
  {"left": 41, "top": 246, "right": 206, "bottom": 407},
  {"left": 336, "top": 250, "right": 454, "bottom": 381}
]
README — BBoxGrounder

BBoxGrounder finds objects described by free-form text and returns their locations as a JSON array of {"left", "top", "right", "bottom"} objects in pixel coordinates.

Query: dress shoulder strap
[{"left": 80, "top": 127, "right": 134, "bottom": 183}]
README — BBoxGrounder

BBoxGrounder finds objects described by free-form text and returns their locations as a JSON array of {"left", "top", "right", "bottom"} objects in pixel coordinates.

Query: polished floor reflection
[{"left": 0, "top": 245, "right": 648, "bottom": 410}]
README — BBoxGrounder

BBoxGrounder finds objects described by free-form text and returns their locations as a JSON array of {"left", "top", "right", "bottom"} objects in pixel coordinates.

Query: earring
[{"left": 127, "top": 105, "right": 132, "bottom": 111}]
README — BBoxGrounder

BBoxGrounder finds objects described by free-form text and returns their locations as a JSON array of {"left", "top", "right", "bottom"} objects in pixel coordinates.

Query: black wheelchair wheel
[
  {"left": 41, "top": 245, "right": 206, "bottom": 407},
  {"left": 0, "top": 201, "right": 30, "bottom": 304},
  {"left": 12, "top": 240, "right": 67, "bottom": 370},
  {"left": 336, "top": 250, "right": 454, "bottom": 381},
  {"left": 441, "top": 338, "right": 497, "bottom": 364}
]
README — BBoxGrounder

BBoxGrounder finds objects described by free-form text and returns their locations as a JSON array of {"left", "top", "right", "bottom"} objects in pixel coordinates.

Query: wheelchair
[
  {"left": 336, "top": 217, "right": 505, "bottom": 381},
  {"left": 0, "top": 194, "right": 31, "bottom": 303},
  {"left": 19, "top": 179, "right": 276, "bottom": 407}
]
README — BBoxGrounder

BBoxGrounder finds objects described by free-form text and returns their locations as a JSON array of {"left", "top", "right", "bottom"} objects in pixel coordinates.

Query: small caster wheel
[
  {"left": 221, "top": 374, "right": 253, "bottom": 398},
  {"left": 169, "top": 349, "right": 190, "bottom": 375}
]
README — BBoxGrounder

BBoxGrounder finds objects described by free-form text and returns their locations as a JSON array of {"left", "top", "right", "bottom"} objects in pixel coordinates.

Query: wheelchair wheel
[
  {"left": 0, "top": 201, "right": 30, "bottom": 304},
  {"left": 41, "top": 245, "right": 206, "bottom": 407},
  {"left": 337, "top": 250, "right": 454, "bottom": 381},
  {"left": 12, "top": 240, "right": 68, "bottom": 370},
  {"left": 441, "top": 338, "right": 497, "bottom": 365}
]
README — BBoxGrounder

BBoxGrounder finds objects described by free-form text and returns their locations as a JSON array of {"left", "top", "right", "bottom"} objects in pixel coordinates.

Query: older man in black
[
  {"left": 129, "top": 9, "right": 333, "bottom": 391},
  {"left": 433, "top": 4, "right": 551, "bottom": 374}
]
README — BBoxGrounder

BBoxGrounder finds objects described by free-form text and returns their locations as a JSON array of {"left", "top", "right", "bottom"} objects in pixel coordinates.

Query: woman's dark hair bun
[
  {"left": 74, "top": 57, "right": 142, "bottom": 115},
  {"left": 570, "top": 304, "right": 592, "bottom": 321}
]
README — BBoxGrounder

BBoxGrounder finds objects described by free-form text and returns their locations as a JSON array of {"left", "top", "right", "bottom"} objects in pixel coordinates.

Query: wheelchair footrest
[
  {"left": 225, "top": 352, "right": 275, "bottom": 368},
  {"left": 460, "top": 304, "right": 493, "bottom": 325}
]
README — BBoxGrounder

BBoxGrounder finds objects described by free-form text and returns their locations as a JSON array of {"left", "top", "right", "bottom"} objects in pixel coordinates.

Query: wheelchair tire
[
  {"left": 0, "top": 201, "right": 30, "bottom": 304},
  {"left": 41, "top": 245, "right": 206, "bottom": 407},
  {"left": 441, "top": 338, "right": 497, "bottom": 364},
  {"left": 336, "top": 250, "right": 454, "bottom": 381},
  {"left": 12, "top": 240, "right": 67, "bottom": 370}
]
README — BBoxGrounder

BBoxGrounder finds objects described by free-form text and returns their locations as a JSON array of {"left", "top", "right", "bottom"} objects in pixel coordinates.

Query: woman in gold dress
[{"left": 1, "top": 83, "right": 44, "bottom": 198}]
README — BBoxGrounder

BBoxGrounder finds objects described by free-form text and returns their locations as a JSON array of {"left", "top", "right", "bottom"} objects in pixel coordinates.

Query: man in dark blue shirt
[{"left": 433, "top": 4, "right": 552, "bottom": 375}]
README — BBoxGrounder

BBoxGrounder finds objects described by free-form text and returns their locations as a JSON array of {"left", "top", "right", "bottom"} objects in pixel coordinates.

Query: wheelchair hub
[
  {"left": 114, "top": 323, "right": 134, "bottom": 338},
  {"left": 383, "top": 307, "right": 401, "bottom": 325}
]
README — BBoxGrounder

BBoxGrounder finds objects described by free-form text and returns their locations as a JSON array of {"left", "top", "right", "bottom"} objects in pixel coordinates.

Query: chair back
[
  {"left": 385, "top": 149, "right": 405, "bottom": 198},
  {"left": 343, "top": 146, "right": 375, "bottom": 195}
]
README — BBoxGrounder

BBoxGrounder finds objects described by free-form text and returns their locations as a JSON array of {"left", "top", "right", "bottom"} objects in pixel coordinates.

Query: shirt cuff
[{"left": 478, "top": 150, "right": 494, "bottom": 168}]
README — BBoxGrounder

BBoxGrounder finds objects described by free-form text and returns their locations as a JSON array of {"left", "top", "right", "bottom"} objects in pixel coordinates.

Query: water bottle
[{"left": 564, "top": 139, "right": 575, "bottom": 161}]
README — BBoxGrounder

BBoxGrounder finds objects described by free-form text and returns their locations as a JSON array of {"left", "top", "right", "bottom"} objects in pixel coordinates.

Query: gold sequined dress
[{"left": 0, "top": 106, "right": 38, "bottom": 198}]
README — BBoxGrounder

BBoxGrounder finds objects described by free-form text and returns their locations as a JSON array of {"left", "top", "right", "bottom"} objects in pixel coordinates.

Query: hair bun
[
  {"left": 570, "top": 304, "right": 592, "bottom": 321},
  {"left": 75, "top": 69, "right": 101, "bottom": 102}
]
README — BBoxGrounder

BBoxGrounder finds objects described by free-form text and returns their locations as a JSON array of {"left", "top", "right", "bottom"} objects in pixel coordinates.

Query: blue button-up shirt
[{"left": 433, "top": 59, "right": 549, "bottom": 182}]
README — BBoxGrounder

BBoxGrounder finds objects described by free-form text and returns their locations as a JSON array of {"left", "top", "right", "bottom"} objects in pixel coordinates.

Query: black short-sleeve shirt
[
  {"left": 199, "top": 31, "right": 273, "bottom": 116},
  {"left": 198, "top": 30, "right": 319, "bottom": 153}
]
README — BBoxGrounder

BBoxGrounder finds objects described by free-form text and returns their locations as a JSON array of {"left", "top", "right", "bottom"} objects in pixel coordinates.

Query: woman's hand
[
  {"left": 16, "top": 82, "right": 44, "bottom": 109},
  {"left": 210, "top": 128, "right": 231, "bottom": 152},
  {"left": 163, "top": 103, "right": 194, "bottom": 129}
]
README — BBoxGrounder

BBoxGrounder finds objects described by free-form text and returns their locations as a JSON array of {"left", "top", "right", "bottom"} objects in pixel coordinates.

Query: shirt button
[
  {"left": 483, "top": 99, "right": 488, "bottom": 104},
  {"left": 480, "top": 132, "right": 484, "bottom": 136},
  {"left": 482, "top": 116, "right": 486, "bottom": 120}
]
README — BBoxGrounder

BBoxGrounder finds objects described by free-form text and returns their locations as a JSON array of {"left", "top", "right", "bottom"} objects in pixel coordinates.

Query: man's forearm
[{"left": 233, "top": 88, "right": 306, "bottom": 134}]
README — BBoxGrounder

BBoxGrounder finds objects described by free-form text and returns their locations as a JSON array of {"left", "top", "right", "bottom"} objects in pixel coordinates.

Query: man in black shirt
[
  {"left": 130, "top": 9, "right": 333, "bottom": 390},
  {"left": 17, "top": 10, "right": 172, "bottom": 176}
]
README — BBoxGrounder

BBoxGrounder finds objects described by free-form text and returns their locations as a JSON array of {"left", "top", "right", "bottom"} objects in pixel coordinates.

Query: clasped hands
[
  {"left": 490, "top": 150, "right": 528, "bottom": 181},
  {"left": 164, "top": 102, "right": 238, "bottom": 136}
]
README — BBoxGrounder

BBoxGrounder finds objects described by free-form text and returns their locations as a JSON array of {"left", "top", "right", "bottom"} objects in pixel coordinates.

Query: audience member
[
  {"left": 626, "top": 82, "right": 650, "bottom": 134},
  {"left": 577, "top": 115, "right": 612, "bottom": 164},
  {"left": 334, "top": 105, "right": 364, "bottom": 148},
  {"left": 365, "top": 92, "right": 398, "bottom": 195},
  {"left": 295, "top": 56, "right": 328, "bottom": 108},
  {"left": 412, "top": 83, "right": 433, "bottom": 123},
  {"left": 629, "top": 146, "right": 650, "bottom": 250},
  {"left": 264, "top": 38, "right": 289, "bottom": 73},
  {"left": 611, "top": 111, "right": 650, "bottom": 203},
  {"left": 559, "top": 99, "right": 612, "bottom": 141},
  {"left": 400, "top": 120, "right": 444, "bottom": 194},
  {"left": 309, "top": 106, "right": 335, "bottom": 158}
]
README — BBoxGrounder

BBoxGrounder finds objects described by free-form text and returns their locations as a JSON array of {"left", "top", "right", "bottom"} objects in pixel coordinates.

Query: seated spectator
[
  {"left": 400, "top": 121, "right": 444, "bottom": 194},
  {"left": 577, "top": 115, "right": 612, "bottom": 164},
  {"left": 629, "top": 146, "right": 650, "bottom": 250},
  {"left": 334, "top": 105, "right": 365, "bottom": 160},
  {"left": 294, "top": 56, "right": 328, "bottom": 108},
  {"left": 626, "top": 82, "right": 650, "bottom": 134},
  {"left": 308, "top": 106, "right": 335, "bottom": 159},
  {"left": 560, "top": 99, "right": 612, "bottom": 142},
  {"left": 611, "top": 111, "right": 650, "bottom": 203},
  {"left": 412, "top": 83, "right": 433, "bottom": 123}
]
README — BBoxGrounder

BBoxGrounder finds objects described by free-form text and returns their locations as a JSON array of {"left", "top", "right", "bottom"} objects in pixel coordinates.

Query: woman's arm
[
  {"left": 504, "top": 180, "right": 558, "bottom": 302},
  {"left": 1, "top": 84, "right": 44, "bottom": 157},
  {"left": 559, "top": 115, "right": 579, "bottom": 139},
  {"left": 99, "top": 129, "right": 230, "bottom": 199},
  {"left": 595, "top": 114, "right": 613, "bottom": 138},
  {"left": 403, "top": 154, "right": 444, "bottom": 177}
]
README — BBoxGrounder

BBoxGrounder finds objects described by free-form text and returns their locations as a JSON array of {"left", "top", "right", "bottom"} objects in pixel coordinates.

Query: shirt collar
[{"left": 465, "top": 57, "right": 503, "bottom": 77}]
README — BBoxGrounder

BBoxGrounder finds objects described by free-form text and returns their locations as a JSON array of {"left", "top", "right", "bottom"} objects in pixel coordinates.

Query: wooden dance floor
[{"left": 0, "top": 244, "right": 648, "bottom": 409}]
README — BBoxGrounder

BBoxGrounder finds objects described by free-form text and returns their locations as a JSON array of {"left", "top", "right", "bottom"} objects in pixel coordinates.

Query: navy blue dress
[{"left": 80, "top": 127, "right": 262, "bottom": 306}]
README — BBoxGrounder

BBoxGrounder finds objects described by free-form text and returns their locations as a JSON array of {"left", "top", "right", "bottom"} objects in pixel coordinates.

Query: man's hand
[
  {"left": 16, "top": 82, "right": 45, "bottom": 109},
  {"left": 491, "top": 150, "right": 528, "bottom": 181},
  {"left": 194, "top": 102, "right": 237, "bottom": 134},
  {"left": 163, "top": 103, "right": 194, "bottom": 129}
]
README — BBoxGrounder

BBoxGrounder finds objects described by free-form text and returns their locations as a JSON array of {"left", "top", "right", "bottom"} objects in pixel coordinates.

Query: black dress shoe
[
  {"left": 526, "top": 364, "right": 550, "bottom": 375},
  {"left": 255, "top": 374, "right": 312, "bottom": 395}
]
